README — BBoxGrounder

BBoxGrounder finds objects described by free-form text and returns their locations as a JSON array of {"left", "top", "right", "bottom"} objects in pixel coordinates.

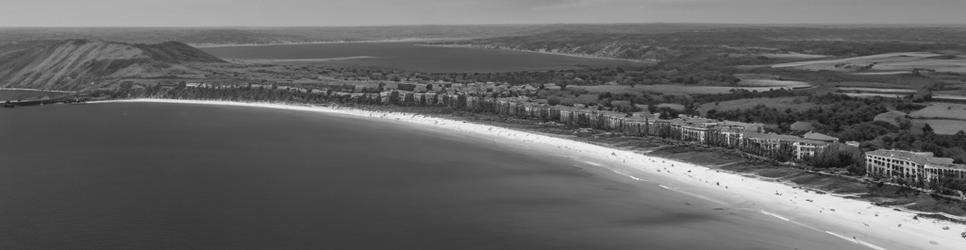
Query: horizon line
[{"left": 1, "top": 21, "right": 965, "bottom": 29}]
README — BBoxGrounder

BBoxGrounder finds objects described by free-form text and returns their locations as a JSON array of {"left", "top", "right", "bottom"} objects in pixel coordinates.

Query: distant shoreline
[
  {"left": 194, "top": 41, "right": 652, "bottom": 64},
  {"left": 88, "top": 98, "right": 965, "bottom": 250},
  {"left": 418, "top": 44, "right": 654, "bottom": 64},
  {"left": 226, "top": 56, "right": 377, "bottom": 64},
  {"left": 191, "top": 38, "right": 465, "bottom": 48}
]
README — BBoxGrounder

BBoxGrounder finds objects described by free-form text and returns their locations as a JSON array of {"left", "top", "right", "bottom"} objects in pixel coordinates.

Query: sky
[{"left": 1, "top": 0, "right": 965, "bottom": 27}]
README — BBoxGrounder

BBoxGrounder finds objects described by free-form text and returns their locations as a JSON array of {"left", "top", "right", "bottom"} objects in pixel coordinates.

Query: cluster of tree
[
  {"left": 706, "top": 94, "right": 895, "bottom": 133},
  {"left": 809, "top": 143, "right": 867, "bottom": 175},
  {"left": 694, "top": 88, "right": 806, "bottom": 104}
]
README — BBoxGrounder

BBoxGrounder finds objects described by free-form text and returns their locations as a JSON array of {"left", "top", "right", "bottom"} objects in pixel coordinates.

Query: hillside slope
[{"left": 0, "top": 39, "right": 224, "bottom": 91}]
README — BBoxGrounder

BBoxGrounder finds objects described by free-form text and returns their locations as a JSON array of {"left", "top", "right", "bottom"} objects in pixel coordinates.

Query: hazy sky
[{"left": 2, "top": 0, "right": 965, "bottom": 27}]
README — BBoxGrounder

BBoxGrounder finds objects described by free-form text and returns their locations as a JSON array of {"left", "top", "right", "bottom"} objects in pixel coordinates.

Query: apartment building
[{"left": 866, "top": 149, "right": 966, "bottom": 189}]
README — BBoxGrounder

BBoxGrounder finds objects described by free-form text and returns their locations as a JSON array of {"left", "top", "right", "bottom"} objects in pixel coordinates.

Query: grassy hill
[{"left": 0, "top": 39, "right": 224, "bottom": 91}]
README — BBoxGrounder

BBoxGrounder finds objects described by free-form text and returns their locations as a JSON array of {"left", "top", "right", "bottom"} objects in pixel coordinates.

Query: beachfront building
[
  {"left": 557, "top": 106, "right": 576, "bottom": 125},
  {"left": 712, "top": 121, "right": 765, "bottom": 148},
  {"left": 620, "top": 115, "right": 650, "bottom": 137},
  {"left": 740, "top": 133, "right": 800, "bottom": 161},
  {"left": 668, "top": 115, "right": 719, "bottom": 143},
  {"left": 792, "top": 132, "right": 838, "bottom": 160},
  {"left": 866, "top": 149, "right": 966, "bottom": 189},
  {"left": 601, "top": 111, "right": 626, "bottom": 131},
  {"left": 792, "top": 139, "right": 831, "bottom": 160},
  {"left": 665, "top": 116, "right": 765, "bottom": 145}
]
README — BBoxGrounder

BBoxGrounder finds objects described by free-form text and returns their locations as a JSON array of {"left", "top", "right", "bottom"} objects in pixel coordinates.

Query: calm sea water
[
  {"left": 200, "top": 42, "right": 633, "bottom": 73},
  {"left": 0, "top": 103, "right": 853, "bottom": 249}
]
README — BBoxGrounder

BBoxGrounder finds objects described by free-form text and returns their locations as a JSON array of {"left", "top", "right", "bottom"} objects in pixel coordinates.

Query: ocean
[{"left": 0, "top": 103, "right": 856, "bottom": 249}]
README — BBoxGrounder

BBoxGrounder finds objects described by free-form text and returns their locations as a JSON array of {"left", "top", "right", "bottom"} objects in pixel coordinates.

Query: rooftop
[
  {"left": 803, "top": 131, "right": 839, "bottom": 142},
  {"left": 669, "top": 115, "right": 719, "bottom": 127},
  {"left": 744, "top": 132, "right": 805, "bottom": 142}
]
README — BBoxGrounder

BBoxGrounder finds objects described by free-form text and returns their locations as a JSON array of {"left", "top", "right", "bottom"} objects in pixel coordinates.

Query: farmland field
[
  {"left": 734, "top": 74, "right": 812, "bottom": 88},
  {"left": 838, "top": 87, "right": 916, "bottom": 93},
  {"left": 912, "top": 119, "right": 966, "bottom": 135},
  {"left": 737, "top": 79, "right": 810, "bottom": 88},
  {"left": 841, "top": 93, "right": 911, "bottom": 98},
  {"left": 572, "top": 84, "right": 807, "bottom": 95},
  {"left": 933, "top": 92, "right": 966, "bottom": 102},
  {"left": 772, "top": 52, "right": 966, "bottom": 74},
  {"left": 911, "top": 103, "right": 966, "bottom": 120},
  {"left": 200, "top": 42, "right": 636, "bottom": 73},
  {"left": 907, "top": 103, "right": 966, "bottom": 135},
  {"left": 698, "top": 97, "right": 814, "bottom": 115}
]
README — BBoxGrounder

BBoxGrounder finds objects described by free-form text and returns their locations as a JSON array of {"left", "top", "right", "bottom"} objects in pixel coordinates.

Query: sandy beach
[{"left": 92, "top": 98, "right": 966, "bottom": 250}]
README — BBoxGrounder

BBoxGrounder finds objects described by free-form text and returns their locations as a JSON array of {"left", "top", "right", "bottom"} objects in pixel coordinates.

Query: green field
[
  {"left": 773, "top": 52, "right": 966, "bottom": 74},
  {"left": 912, "top": 119, "right": 966, "bottom": 135},
  {"left": 698, "top": 97, "right": 814, "bottom": 115},
  {"left": 906, "top": 103, "right": 966, "bottom": 135},
  {"left": 911, "top": 102, "right": 966, "bottom": 120},
  {"left": 572, "top": 84, "right": 805, "bottom": 95}
]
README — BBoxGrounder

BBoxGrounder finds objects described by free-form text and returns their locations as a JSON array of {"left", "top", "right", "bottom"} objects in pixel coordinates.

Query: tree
[
  {"left": 922, "top": 123, "right": 935, "bottom": 136},
  {"left": 810, "top": 143, "right": 865, "bottom": 173},
  {"left": 912, "top": 88, "right": 932, "bottom": 102},
  {"left": 547, "top": 96, "right": 561, "bottom": 106},
  {"left": 847, "top": 162, "right": 867, "bottom": 176}
]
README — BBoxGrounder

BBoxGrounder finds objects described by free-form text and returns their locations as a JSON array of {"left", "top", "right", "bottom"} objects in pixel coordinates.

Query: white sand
[{"left": 92, "top": 99, "right": 966, "bottom": 250}]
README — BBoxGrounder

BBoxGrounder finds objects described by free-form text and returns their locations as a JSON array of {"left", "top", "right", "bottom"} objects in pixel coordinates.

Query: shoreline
[
  {"left": 418, "top": 44, "right": 655, "bottom": 64},
  {"left": 225, "top": 56, "right": 378, "bottom": 64},
  {"left": 89, "top": 98, "right": 965, "bottom": 249},
  {"left": 194, "top": 41, "right": 651, "bottom": 65},
  {"left": 191, "top": 38, "right": 466, "bottom": 48}
]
